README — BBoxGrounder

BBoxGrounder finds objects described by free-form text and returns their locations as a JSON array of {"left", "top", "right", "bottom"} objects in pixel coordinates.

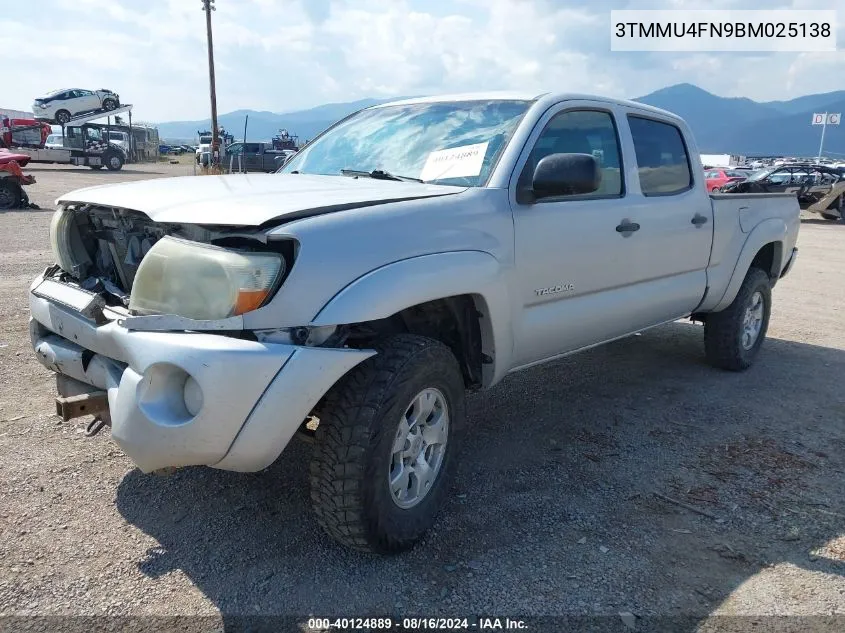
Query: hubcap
[
  {"left": 741, "top": 291, "right": 764, "bottom": 350},
  {"left": 110, "top": 156, "right": 120, "bottom": 168},
  {"left": 388, "top": 387, "right": 449, "bottom": 509}
]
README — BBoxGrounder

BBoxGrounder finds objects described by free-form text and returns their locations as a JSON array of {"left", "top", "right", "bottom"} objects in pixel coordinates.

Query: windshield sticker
[{"left": 420, "top": 142, "right": 489, "bottom": 181}]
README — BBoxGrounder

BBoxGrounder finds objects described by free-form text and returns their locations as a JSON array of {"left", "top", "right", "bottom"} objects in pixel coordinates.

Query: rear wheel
[
  {"left": 104, "top": 151, "right": 124, "bottom": 171},
  {"left": 0, "top": 180, "right": 22, "bottom": 210},
  {"left": 310, "top": 334, "right": 465, "bottom": 553},
  {"left": 704, "top": 267, "right": 772, "bottom": 371}
]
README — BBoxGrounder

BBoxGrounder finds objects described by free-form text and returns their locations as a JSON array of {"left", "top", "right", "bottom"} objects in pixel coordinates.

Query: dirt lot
[{"left": 1, "top": 163, "right": 844, "bottom": 631}]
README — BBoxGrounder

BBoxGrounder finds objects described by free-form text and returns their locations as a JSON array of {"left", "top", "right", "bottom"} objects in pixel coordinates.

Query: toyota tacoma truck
[{"left": 29, "top": 92, "right": 800, "bottom": 553}]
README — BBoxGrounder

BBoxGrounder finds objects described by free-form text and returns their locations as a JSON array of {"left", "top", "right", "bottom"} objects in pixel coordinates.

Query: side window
[
  {"left": 520, "top": 109, "right": 623, "bottom": 199},
  {"left": 628, "top": 116, "right": 692, "bottom": 196}
]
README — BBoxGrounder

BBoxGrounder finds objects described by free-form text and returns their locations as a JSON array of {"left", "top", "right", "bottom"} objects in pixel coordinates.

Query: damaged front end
[
  {"left": 29, "top": 203, "right": 378, "bottom": 473},
  {"left": 50, "top": 204, "right": 287, "bottom": 303},
  {"left": 46, "top": 203, "right": 298, "bottom": 324},
  {"left": 33, "top": 203, "right": 300, "bottom": 442}
]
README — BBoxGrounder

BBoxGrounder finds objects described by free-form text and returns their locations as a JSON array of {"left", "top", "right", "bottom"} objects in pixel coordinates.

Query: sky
[{"left": 3, "top": 0, "right": 844, "bottom": 123}]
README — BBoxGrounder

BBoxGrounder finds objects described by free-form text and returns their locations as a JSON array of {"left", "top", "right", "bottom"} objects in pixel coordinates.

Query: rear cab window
[{"left": 627, "top": 116, "right": 693, "bottom": 196}]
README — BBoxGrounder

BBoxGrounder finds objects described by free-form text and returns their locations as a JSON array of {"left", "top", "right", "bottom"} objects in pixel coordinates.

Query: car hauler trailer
[{"left": 11, "top": 106, "right": 133, "bottom": 171}]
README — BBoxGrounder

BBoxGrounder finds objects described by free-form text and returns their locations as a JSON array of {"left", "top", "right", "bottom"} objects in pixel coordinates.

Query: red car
[
  {"left": 705, "top": 168, "right": 750, "bottom": 192},
  {"left": 0, "top": 116, "right": 51, "bottom": 149}
]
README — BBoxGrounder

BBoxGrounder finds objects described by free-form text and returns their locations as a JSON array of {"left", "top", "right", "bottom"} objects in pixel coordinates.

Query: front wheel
[
  {"left": 102, "top": 98, "right": 118, "bottom": 111},
  {"left": 310, "top": 334, "right": 466, "bottom": 553},
  {"left": 0, "top": 180, "right": 22, "bottom": 210},
  {"left": 55, "top": 110, "right": 71, "bottom": 125},
  {"left": 704, "top": 267, "right": 772, "bottom": 371}
]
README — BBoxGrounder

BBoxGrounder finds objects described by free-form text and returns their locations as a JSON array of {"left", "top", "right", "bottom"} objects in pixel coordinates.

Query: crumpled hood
[{"left": 56, "top": 173, "right": 467, "bottom": 226}]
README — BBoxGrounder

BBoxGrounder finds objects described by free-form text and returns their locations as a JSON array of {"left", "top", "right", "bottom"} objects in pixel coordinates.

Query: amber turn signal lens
[{"left": 234, "top": 289, "right": 270, "bottom": 315}]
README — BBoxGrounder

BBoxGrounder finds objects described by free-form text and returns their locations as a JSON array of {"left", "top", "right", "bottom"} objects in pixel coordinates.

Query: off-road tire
[
  {"left": 704, "top": 267, "right": 771, "bottom": 371},
  {"left": 55, "top": 110, "right": 71, "bottom": 125},
  {"left": 0, "top": 180, "right": 22, "bottom": 210},
  {"left": 310, "top": 334, "right": 466, "bottom": 553}
]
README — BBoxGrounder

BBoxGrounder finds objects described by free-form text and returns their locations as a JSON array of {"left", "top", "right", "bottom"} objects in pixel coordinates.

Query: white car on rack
[{"left": 32, "top": 88, "right": 120, "bottom": 125}]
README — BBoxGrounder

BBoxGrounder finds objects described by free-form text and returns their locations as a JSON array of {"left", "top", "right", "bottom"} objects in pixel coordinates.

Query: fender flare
[
  {"left": 311, "top": 251, "right": 513, "bottom": 386},
  {"left": 710, "top": 218, "right": 786, "bottom": 312}
]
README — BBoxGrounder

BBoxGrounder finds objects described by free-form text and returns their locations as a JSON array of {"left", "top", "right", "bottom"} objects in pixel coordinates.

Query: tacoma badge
[{"left": 535, "top": 284, "right": 574, "bottom": 296}]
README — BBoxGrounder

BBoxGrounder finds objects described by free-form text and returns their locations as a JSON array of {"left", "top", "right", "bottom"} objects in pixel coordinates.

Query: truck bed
[{"left": 700, "top": 191, "right": 800, "bottom": 312}]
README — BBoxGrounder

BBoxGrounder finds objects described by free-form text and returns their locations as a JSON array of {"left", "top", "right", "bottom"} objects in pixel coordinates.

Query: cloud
[{"left": 2, "top": 0, "right": 844, "bottom": 122}]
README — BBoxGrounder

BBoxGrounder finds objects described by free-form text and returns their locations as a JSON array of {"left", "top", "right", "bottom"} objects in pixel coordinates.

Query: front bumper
[{"left": 29, "top": 274, "right": 374, "bottom": 473}]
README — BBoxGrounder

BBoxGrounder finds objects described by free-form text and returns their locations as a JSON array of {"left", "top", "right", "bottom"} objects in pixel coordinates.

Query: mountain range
[{"left": 157, "top": 84, "right": 845, "bottom": 157}]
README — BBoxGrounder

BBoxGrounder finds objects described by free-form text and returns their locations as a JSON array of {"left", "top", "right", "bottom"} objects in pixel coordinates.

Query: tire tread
[
  {"left": 704, "top": 267, "right": 771, "bottom": 371},
  {"left": 309, "top": 334, "right": 463, "bottom": 553}
]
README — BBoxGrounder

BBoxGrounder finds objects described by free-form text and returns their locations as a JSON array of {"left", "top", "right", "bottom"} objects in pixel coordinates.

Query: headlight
[
  {"left": 129, "top": 236, "right": 285, "bottom": 320},
  {"left": 50, "top": 208, "right": 91, "bottom": 277}
]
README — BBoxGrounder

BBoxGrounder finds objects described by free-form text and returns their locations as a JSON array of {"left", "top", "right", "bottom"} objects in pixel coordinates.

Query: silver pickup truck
[{"left": 30, "top": 92, "right": 799, "bottom": 553}]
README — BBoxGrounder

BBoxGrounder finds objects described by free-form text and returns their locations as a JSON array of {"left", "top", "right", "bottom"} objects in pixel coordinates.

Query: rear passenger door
[{"left": 621, "top": 113, "right": 712, "bottom": 324}]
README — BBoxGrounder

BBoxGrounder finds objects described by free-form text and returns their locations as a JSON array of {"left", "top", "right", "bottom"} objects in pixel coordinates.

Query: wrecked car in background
[
  {"left": 0, "top": 150, "right": 35, "bottom": 209},
  {"left": 721, "top": 163, "right": 845, "bottom": 222},
  {"left": 32, "top": 89, "right": 121, "bottom": 126}
]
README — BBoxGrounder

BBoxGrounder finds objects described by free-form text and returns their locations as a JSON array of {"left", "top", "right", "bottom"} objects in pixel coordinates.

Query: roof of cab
[{"left": 369, "top": 91, "right": 682, "bottom": 121}]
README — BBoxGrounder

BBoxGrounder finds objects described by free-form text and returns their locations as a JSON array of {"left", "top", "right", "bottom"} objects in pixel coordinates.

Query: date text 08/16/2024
[{"left": 307, "top": 617, "right": 528, "bottom": 630}]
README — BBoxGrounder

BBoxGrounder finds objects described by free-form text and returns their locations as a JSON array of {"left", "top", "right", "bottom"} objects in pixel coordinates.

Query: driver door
[{"left": 509, "top": 101, "right": 644, "bottom": 368}]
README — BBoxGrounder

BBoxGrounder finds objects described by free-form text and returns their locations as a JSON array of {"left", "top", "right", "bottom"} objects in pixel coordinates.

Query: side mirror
[{"left": 532, "top": 153, "right": 601, "bottom": 199}]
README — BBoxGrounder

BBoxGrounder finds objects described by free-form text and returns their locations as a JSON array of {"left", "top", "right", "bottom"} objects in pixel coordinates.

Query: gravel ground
[{"left": 1, "top": 164, "right": 844, "bottom": 632}]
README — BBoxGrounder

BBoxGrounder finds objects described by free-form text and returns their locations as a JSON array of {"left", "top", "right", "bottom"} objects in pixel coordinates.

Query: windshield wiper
[{"left": 340, "top": 169, "right": 423, "bottom": 183}]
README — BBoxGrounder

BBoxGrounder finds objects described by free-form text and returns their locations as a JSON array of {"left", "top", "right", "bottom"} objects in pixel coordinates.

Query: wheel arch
[
  {"left": 709, "top": 218, "right": 787, "bottom": 313},
  {"left": 310, "top": 251, "right": 513, "bottom": 387}
]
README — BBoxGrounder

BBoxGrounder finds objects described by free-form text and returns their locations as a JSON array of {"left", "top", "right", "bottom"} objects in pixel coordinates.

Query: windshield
[
  {"left": 46, "top": 135, "right": 61, "bottom": 144},
  {"left": 280, "top": 100, "right": 531, "bottom": 187}
]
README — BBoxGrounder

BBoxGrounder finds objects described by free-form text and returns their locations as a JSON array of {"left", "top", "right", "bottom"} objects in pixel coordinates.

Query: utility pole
[{"left": 201, "top": 0, "right": 219, "bottom": 167}]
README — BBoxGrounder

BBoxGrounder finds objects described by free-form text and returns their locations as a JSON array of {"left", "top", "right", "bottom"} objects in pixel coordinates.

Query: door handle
[
  {"left": 691, "top": 213, "right": 709, "bottom": 226},
  {"left": 615, "top": 220, "right": 640, "bottom": 235}
]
